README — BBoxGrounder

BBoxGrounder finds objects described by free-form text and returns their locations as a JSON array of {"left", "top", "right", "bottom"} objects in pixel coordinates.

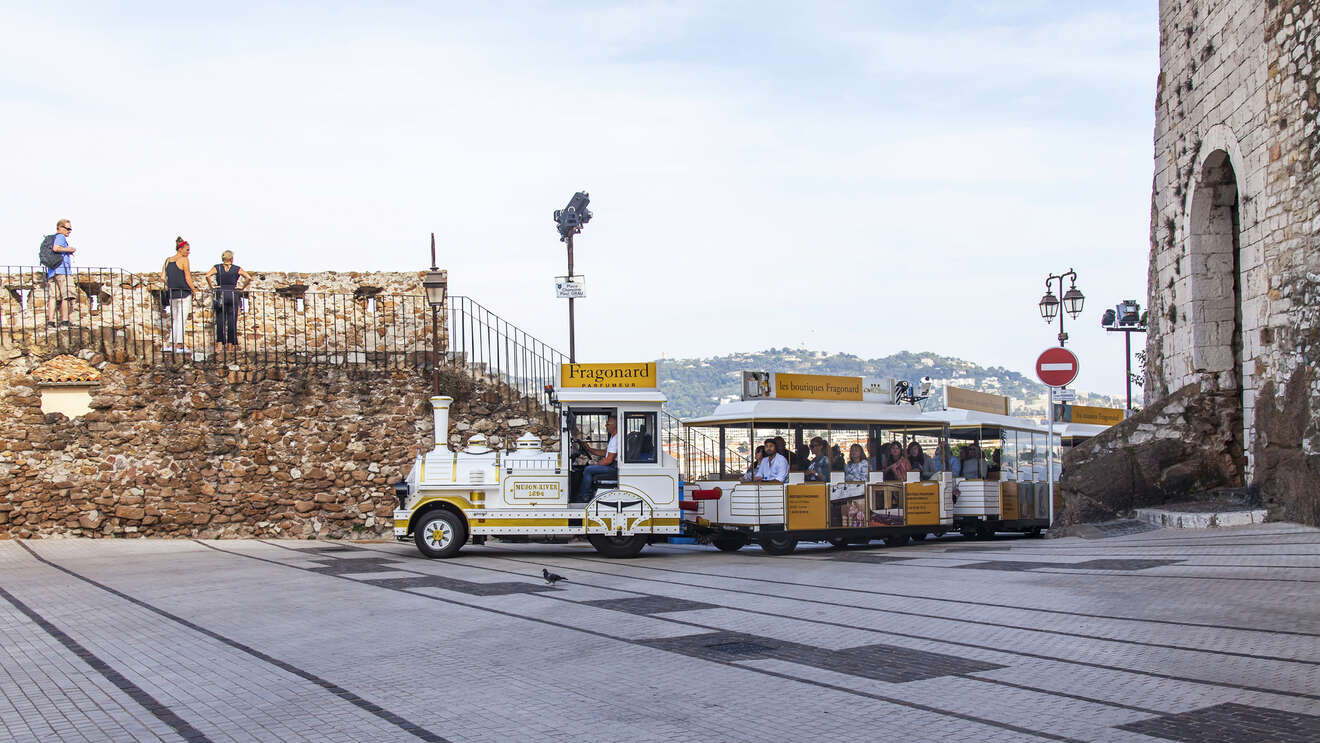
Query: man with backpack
[{"left": 41, "top": 219, "right": 76, "bottom": 328}]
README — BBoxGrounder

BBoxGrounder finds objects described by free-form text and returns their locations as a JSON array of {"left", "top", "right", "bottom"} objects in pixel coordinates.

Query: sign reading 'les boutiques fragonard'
[
  {"left": 560, "top": 362, "right": 657, "bottom": 389},
  {"left": 741, "top": 371, "right": 864, "bottom": 401}
]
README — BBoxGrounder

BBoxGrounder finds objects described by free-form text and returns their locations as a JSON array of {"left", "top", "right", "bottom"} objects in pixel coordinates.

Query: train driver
[{"left": 578, "top": 414, "right": 619, "bottom": 500}]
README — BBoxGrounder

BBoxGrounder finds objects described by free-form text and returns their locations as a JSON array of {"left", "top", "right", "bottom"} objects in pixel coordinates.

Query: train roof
[
  {"left": 1056, "top": 422, "right": 1112, "bottom": 438},
  {"left": 925, "top": 407, "right": 1050, "bottom": 433},
  {"left": 684, "top": 398, "right": 934, "bottom": 426},
  {"left": 557, "top": 388, "right": 668, "bottom": 405}
]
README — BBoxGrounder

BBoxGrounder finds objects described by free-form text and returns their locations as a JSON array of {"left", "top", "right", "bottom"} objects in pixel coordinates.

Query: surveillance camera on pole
[
  {"left": 1100, "top": 299, "right": 1148, "bottom": 414},
  {"left": 554, "top": 191, "right": 592, "bottom": 362}
]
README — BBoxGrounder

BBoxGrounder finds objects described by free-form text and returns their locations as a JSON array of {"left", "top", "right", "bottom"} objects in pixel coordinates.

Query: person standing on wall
[
  {"left": 161, "top": 237, "right": 197, "bottom": 353},
  {"left": 205, "top": 250, "right": 251, "bottom": 354},
  {"left": 44, "top": 219, "right": 76, "bottom": 328}
]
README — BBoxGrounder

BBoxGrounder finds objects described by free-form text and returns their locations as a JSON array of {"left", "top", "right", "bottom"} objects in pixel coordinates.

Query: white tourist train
[{"left": 393, "top": 364, "right": 1094, "bottom": 558}]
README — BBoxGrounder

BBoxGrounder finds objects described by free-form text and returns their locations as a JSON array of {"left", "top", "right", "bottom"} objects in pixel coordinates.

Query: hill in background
[{"left": 657, "top": 348, "right": 1123, "bottom": 420}]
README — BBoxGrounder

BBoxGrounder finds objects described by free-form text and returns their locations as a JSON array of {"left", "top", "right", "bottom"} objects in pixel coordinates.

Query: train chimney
[{"left": 431, "top": 395, "right": 453, "bottom": 450}]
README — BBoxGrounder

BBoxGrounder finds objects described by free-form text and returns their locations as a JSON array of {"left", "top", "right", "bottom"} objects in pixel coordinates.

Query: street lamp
[
  {"left": 553, "top": 191, "right": 592, "bottom": 363},
  {"left": 1101, "top": 299, "right": 1147, "bottom": 414},
  {"left": 423, "top": 232, "right": 447, "bottom": 395},
  {"left": 1040, "top": 269, "right": 1083, "bottom": 346}
]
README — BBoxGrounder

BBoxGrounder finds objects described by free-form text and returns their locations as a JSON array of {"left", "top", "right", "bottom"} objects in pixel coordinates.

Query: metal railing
[
  {"left": 446, "top": 295, "right": 567, "bottom": 400},
  {"left": 662, "top": 409, "right": 748, "bottom": 483},
  {"left": 444, "top": 295, "right": 746, "bottom": 477},
  {"left": 1, "top": 265, "right": 435, "bottom": 369}
]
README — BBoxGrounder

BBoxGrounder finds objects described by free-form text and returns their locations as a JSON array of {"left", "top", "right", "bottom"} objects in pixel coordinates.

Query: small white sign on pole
[
  {"left": 1051, "top": 388, "right": 1077, "bottom": 402},
  {"left": 555, "top": 275, "right": 586, "bottom": 299}
]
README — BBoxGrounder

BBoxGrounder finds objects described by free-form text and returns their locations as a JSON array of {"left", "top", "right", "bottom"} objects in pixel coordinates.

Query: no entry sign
[{"left": 1036, "top": 347, "right": 1079, "bottom": 387}]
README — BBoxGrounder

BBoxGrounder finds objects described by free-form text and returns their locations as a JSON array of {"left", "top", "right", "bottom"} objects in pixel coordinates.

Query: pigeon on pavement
[{"left": 542, "top": 568, "right": 567, "bottom": 585}]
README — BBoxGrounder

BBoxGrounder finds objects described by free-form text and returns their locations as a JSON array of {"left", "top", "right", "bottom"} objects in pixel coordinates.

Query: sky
[{"left": 1, "top": 1, "right": 1159, "bottom": 398}]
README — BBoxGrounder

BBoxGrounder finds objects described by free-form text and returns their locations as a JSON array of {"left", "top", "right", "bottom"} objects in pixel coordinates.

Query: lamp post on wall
[
  {"left": 1101, "top": 299, "right": 1147, "bottom": 414},
  {"left": 422, "top": 232, "right": 447, "bottom": 395},
  {"left": 553, "top": 191, "right": 591, "bottom": 363},
  {"left": 1039, "top": 268, "right": 1085, "bottom": 347}
]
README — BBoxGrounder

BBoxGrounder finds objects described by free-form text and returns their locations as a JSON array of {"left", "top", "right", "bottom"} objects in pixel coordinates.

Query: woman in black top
[
  {"left": 160, "top": 237, "right": 197, "bottom": 353},
  {"left": 205, "top": 250, "right": 251, "bottom": 353}
]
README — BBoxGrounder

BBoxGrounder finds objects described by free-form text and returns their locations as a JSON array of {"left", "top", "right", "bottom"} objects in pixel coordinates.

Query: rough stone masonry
[{"left": 1063, "top": 0, "right": 1320, "bottom": 527}]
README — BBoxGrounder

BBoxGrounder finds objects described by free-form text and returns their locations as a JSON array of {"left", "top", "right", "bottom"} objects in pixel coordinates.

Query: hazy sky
[{"left": 3, "top": 1, "right": 1158, "bottom": 397}]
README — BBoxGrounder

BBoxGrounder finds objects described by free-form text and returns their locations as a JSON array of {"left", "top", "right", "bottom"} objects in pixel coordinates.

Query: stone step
[{"left": 1133, "top": 507, "right": 1270, "bottom": 528}]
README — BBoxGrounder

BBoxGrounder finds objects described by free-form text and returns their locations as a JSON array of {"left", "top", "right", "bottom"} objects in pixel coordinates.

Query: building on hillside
[{"left": 1145, "top": 0, "right": 1319, "bottom": 521}]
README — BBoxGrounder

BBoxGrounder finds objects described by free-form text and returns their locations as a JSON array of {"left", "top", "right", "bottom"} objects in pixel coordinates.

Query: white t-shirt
[{"left": 605, "top": 434, "right": 619, "bottom": 457}]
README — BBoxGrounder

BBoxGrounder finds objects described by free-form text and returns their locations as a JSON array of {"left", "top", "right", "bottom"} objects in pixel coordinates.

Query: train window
[
  {"left": 1002, "top": 429, "right": 1019, "bottom": 481},
  {"left": 905, "top": 426, "right": 947, "bottom": 480},
  {"left": 567, "top": 408, "right": 616, "bottom": 468},
  {"left": 829, "top": 424, "right": 868, "bottom": 480},
  {"left": 1018, "top": 431, "right": 1036, "bottom": 482},
  {"left": 623, "top": 412, "right": 657, "bottom": 464}
]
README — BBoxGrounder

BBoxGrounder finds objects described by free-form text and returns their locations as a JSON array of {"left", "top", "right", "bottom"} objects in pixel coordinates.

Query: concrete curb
[{"left": 1133, "top": 508, "right": 1269, "bottom": 529}]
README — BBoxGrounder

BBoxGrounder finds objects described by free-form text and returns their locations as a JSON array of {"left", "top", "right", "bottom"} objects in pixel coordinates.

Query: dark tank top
[{"left": 165, "top": 260, "right": 191, "bottom": 297}]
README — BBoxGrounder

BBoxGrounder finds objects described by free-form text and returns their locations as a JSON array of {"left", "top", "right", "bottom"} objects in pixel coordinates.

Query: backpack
[{"left": 38, "top": 235, "right": 62, "bottom": 270}]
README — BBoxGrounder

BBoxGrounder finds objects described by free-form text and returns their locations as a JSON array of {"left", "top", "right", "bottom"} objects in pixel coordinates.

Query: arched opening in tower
[{"left": 1187, "top": 149, "right": 1245, "bottom": 479}]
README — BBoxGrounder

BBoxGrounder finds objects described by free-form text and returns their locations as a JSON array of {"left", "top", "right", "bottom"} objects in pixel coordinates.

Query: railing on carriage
[{"left": 0, "top": 265, "right": 434, "bottom": 369}]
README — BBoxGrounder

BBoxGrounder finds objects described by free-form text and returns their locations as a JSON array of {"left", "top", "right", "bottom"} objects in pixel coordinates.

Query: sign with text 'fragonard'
[
  {"left": 560, "top": 362, "right": 657, "bottom": 389},
  {"left": 945, "top": 385, "right": 1010, "bottom": 416},
  {"left": 773, "top": 373, "right": 864, "bottom": 402}
]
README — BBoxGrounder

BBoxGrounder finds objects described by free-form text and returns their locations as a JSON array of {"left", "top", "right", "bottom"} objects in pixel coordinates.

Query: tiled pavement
[{"left": 1, "top": 523, "right": 1318, "bottom": 742}]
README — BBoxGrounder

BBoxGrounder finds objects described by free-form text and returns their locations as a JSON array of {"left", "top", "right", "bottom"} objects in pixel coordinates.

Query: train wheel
[
  {"left": 414, "top": 509, "right": 466, "bottom": 559},
  {"left": 713, "top": 534, "right": 746, "bottom": 552},
  {"left": 588, "top": 534, "right": 648, "bottom": 558},
  {"left": 827, "top": 537, "right": 850, "bottom": 550},
  {"left": 758, "top": 535, "right": 798, "bottom": 555},
  {"left": 909, "top": 532, "right": 927, "bottom": 543},
  {"left": 883, "top": 536, "right": 907, "bottom": 548},
  {"left": 1027, "top": 527, "right": 1044, "bottom": 538}
]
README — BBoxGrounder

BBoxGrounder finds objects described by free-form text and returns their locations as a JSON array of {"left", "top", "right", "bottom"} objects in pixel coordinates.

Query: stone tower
[{"left": 1147, "top": 0, "right": 1319, "bottom": 523}]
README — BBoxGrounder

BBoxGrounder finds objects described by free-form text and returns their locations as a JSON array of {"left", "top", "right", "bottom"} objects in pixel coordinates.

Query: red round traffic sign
[{"left": 1036, "top": 347, "right": 1079, "bottom": 387}]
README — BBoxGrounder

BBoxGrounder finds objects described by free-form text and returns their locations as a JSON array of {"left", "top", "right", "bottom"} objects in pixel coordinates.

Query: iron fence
[
  {"left": 446, "top": 295, "right": 568, "bottom": 401},
  {"left": 0, "top": 265, "right": 435, "bottom": 368}
]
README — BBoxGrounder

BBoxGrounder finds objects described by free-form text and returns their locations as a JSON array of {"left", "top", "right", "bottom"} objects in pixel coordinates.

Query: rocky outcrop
[
  {"left": 0, "top": 349, "right": 554, "bottom": 540},
  {"left": 1056, "top": 384, "right": 1244, "bottom": 526},
  {"left": 1252, "top": 365, "right": 1320, "bottom": 527}
]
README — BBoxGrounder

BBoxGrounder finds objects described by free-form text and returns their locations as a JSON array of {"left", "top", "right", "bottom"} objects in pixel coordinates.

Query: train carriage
[
  {"left": 680, "top": 377, "right": 958, "bottom": 555},
  {"left": 926, "top": 407, "right": 1059, "bottom": 538}
]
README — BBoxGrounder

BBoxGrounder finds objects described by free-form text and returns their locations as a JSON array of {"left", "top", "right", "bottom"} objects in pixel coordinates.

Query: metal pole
[
  {"left": 430, "top": 232, "right": 440, "bottom": 395},
  {"left": 1124, "top": 330, "right": 1132, "bottom": 413},
  {"left": 566, "top": 232, "right": 576, "bottom": 363},
  {"left": 1046, "top": 387, "right": 1055, "bottom": 526},
  {"left": 1057, "top": 278, "right": 1067, "bottom": 347}
]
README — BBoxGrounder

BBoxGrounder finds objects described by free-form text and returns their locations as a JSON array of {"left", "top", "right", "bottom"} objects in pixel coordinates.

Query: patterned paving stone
[
  {"left": 951, "top": 560, "right": 1061, "bottom": 571},
  {"left": 1118, "top": 702, "right": 1320, "bottom": 742},
  {"left": 582, "top": 596, "right": 718, "bottom": 614},
  {"left": 638, "top": 630, "right": 1005, "bottom": 682},
  {"left": 822, "top": 552, "right": 919, "bottom": 564},
  {"left": 366, "top": 574, "right": 557, "bottom": 596},
  {"left": 1069, "top": 559, "right": 1185, "bottom": 571}
]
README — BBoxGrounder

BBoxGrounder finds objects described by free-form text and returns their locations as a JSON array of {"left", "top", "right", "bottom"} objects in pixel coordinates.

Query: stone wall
[
  {"left": 0, "top": 349, "right": 556, "bottom": 540},
  {"left": 1138, "top": 0, "right": 1320, "bottom": 525}
]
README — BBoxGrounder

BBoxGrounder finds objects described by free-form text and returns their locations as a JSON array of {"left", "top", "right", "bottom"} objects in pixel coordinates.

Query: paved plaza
[{"left": 1, "top": 523, "right": 1319, "bottom": 742}]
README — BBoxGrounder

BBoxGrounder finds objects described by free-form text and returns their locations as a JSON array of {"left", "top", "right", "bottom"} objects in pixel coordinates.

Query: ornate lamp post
[
  {"left": 1039, "top": 269, "right": 1085, "bottom": 347},
  {"left": 422, "top": 232, "right": 447, "bottom": 395}
]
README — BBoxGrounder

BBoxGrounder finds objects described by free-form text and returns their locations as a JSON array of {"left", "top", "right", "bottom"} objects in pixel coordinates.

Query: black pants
[{"left": 214, "top": 293, "right": 238, "bottom": 344}]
